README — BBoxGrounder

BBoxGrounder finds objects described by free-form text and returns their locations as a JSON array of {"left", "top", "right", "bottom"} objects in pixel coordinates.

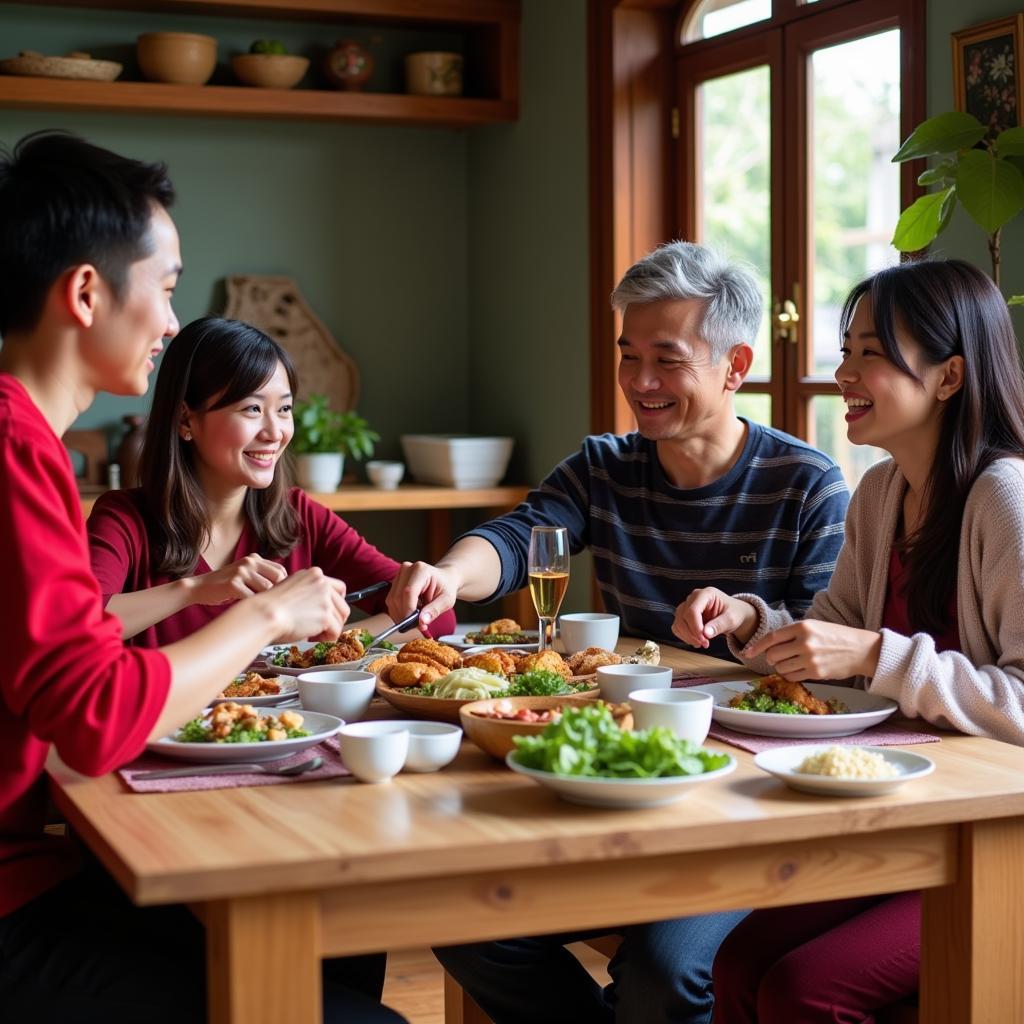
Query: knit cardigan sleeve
[{"left": 868, "top": 460, "right": 1024, "bottom": 746}]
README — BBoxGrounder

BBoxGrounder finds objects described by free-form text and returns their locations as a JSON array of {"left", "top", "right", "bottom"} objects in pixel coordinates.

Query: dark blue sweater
[{"left": 466, "top": 423, "right": 849, "bottom": 660}]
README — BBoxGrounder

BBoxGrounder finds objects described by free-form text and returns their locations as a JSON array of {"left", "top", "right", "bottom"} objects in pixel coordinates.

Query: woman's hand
[
  {"left": 386, "top": 560, "right": 462, "bottom": 635},
  {"left": 672, "top": 588, "right": 759, "bottom": 648},
  {"left": 185, "top": 554, "right": 287, "bottom": 606},
  {"left": 258, "top": 567, "right": 350, "bottom": 642},
  {"left": 742, "top": 620, "right": 881, "bottom": 681}
]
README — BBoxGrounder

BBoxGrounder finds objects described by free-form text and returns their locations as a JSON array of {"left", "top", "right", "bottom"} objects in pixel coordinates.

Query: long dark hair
[
  {"left": 139, "top": 316, "right": 300, "bottom": 576},
  {"left": 840, "top": 259, "right": 1024, "bottom": 633}
]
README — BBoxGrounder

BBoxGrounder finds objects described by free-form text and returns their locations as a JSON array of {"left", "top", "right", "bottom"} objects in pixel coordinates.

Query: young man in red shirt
[{"left": 0, "top": 131, "right": 405, "bottom": 1023}]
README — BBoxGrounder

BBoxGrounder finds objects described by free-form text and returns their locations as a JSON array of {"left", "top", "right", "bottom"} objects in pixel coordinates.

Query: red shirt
[
  {"left": 882, "top": 545, "right": 961, "bottom": 653},
  {"left": 0, "top": 374, "right": 171, "bottom": 918},
  {"left": 87, "top": 487, "right": 456, "bottom": 646}
]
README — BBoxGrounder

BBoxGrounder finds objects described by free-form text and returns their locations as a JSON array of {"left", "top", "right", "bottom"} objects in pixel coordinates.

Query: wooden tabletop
[{"left": 48, "top": 641, "right": 1024, "bottom": 1023}]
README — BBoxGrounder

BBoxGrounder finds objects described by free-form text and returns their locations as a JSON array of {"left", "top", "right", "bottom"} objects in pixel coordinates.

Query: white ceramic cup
[
  {"left": 337, "top": 720, "right": 409, "bottom": 783},
  {"left": 629, "top": 688, "right": 713, "bottom": 744},
  {"left": 297, "top": 670, "right": 375, "bottom": 721},
  {"left": 559, "top": 613, "right": 620, "bottom": 652},
  {"left": 596, "top": 663, "right": 672, "bottom": 704},
  {"left": 366, "top": 460, "right": 405, "bottom": 490},
  {"left": 395, "top": 721, "right": 463, "bottom": 772}
]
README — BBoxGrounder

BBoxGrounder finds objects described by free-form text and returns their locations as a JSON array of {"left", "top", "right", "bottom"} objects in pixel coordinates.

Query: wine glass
[{"left": 528, "top": 526, "right": 570, "bottom": 652}]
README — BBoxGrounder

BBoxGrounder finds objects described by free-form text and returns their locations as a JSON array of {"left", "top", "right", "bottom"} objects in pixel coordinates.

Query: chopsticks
[{"left": 346, "top": 579, "right": 391, "bottom": 603}]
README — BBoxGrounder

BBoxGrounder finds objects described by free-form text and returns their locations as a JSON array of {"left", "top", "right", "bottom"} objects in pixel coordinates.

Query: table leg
[
  {"left": 206, "top": 891, "right": 321, "bottom": 1024},
  {"left": 920, "top": 817, "right": 1024, "bottom": 1023}
]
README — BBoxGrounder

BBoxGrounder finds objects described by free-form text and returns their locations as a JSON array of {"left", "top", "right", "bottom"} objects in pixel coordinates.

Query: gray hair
[{"left": 610, "top": 241, "right": 763, "bottom": 362}]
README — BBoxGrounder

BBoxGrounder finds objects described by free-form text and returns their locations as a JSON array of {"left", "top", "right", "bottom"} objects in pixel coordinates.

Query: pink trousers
[{"left": 712, "top": 892, "right": 920, "bottom": 1024}]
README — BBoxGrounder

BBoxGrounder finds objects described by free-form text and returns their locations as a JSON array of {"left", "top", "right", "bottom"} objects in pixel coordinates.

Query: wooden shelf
[
  {"left": 79, "top": 482, "right": 528, "bottom": 515},
  {"left": 1, "top": 0, "right": 519, "bottom": 126},
  {"left": 0, "top": 77, "right": 517, "bottom": 127}
]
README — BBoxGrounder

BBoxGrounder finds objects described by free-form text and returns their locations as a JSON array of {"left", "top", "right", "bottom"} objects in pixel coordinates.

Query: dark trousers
[{"left": 0, "top": 860, "right": 406, "bottom": 1023}]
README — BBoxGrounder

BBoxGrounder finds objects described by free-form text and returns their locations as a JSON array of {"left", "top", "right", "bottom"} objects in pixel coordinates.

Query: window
[{"left": 676, "top": 0, "right": 923, "bottom": 484}]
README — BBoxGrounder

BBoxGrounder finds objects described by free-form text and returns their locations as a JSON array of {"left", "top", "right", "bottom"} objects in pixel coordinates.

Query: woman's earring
[{"left": 183, "top": 431, "right": 192, "bottom": 441}]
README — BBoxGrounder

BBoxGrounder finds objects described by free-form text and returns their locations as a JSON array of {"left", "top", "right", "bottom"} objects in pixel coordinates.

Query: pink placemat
[
  {"left": 118, "top": 737, "right": 350, "bottom": 793},
  {"left": 670, "top": 674, "right": 940, "bottom": 753}
]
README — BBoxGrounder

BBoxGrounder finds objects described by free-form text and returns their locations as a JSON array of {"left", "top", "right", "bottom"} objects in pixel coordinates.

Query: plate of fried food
[
  {"left": 369, "top": 640, "right": 606, "bottom": 724},
  {"left": 255, "top": 628, "right": 397, "bottom": 676},
  {"left": 702, "top": 675, "right": 898, "bottom": 738},
  {"left": 147, "top": 703, "right": 343, "bottom": 763},
  {"left": 210, "top": 671, "right": 298, "bottom": 707},
  {"left": 439, "top": 618, "right": 539, "bottom": 650}
]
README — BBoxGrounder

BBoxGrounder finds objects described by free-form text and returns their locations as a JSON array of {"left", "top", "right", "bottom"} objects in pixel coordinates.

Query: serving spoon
[{"left": 133, "top": 756, "right": 323, "bottom": 781}]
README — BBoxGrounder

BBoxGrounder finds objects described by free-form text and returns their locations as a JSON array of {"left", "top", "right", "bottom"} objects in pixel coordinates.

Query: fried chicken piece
[
  {"left": 482, "top": 618, "right": 522, "bottom": 635},
  {"left": 366, "top": 654, "right": 398, "bottom": 676},
  {"left": 566, "top": 647, "right": 622, "bottom": 676},
  {"left": 219, "top": 671, "right": 281, "bottom": 698},
  {"left": 758, "top": 674, "right": 832, "bottom": 715},
  {"left": 400, "top": 638, "right": 462, "bottom": 669},
  {"left": 515, "top": 649, "right": 572, "bottom": 679},
  {"left": 388, "top": 662, "right": 444, "bottom": 687},
  {"left": 396, "top": 650, "right": 452, "bottom": 675},
  {"left": 323, "top": 638, "right": 364, "bottom": 664},
  {"left": 462, "top": 651, "right": 515, "bottom": 678}
]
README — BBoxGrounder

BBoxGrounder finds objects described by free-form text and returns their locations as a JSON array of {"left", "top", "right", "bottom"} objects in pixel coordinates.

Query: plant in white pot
[{"left": 291, "top": 394, "right": 379, "bottom": 492}]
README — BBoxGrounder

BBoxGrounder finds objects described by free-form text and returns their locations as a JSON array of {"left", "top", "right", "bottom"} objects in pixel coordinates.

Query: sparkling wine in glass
[{"left": 528, "top": 526, "right": 570, "bottom": 651}]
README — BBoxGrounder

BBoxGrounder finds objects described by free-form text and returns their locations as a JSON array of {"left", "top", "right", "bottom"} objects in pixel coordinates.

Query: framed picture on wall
[{"left": 952, "top": 15, "right": 1024, "bottom": 136}]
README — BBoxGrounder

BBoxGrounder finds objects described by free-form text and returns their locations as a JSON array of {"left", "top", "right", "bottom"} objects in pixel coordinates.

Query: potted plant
[{"left": 291, "top": 394, "right": 379, "bottom": 492}]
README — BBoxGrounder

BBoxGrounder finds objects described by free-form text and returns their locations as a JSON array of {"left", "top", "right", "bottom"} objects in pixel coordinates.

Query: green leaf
[
  {"left": 1008, "top": 294, "right": 1024, "bottom": 306},
  {"left": 938, "top": 189, "right": 957, "bottom": 234},
  {"left": 893, "top": 112, "right": 986, "bottom": 162},
  {"left": 956, "top": 149, "right": 1024, "bottom": 233},
  {"left": 918, "top": 158, "right": 956, "bottom": 186},
  {"left": 996, "top": 127, "right": 1024, "bottom": 158},
  {"left": 891, "top": 188, "right": 954, "bottom": 251}
]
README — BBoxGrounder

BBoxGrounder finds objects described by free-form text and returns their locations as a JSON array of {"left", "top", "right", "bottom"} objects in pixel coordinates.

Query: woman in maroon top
[{"left": 88, "top": 316, "right": 455, "bottom": 647}]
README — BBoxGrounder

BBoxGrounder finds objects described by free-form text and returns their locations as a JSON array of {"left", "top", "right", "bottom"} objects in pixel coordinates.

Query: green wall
[
  {"left": 0, "top": 0, "right": 592, "bottom": 607},
  {"left": 926, "top": 0, "right": 1024, "bottom": 315}
]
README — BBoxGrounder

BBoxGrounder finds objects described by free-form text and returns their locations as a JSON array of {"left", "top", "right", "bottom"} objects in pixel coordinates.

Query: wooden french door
[{"left": 677, "top": 0, "right": 924, "bottom": 478}]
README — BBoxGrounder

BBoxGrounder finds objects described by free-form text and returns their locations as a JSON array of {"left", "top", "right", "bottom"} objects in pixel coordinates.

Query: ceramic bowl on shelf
[
  {"left": 366, "top": 460, "right": 405, "bottom": 489},
  {"left": 0, "top": 51, "right": 122, "bottom": 81},
  {"left": 231, "top": 53, "right": 309, "bottom": 89},
  {"left": 405, "top": 51, "right": 463, "bottom": 96},
  {"left": 400, "top": 435, "right": 514, "bottom": 489},
  {"left": 137, "top": 32, "right": 217, "bottom": 86}
]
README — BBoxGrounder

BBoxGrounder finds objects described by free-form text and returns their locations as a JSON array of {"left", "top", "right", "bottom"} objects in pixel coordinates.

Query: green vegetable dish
[
  {"left": 176, "top": 705, "right": 309, "bottom": 744},
  {"left": 464, "top": 631, "right": 536, "bottom": 645},
  {"left": 512, "top": 703, "right": 730, "bottom": 779},
  {"left": 505, "top": 668, "right": 592, "bottom": 697},
  {"left": 729, "top": 693, "right": 808, "bottom": 715},
  {"left": 357, "top": 630, "right": 397, "bottom": 652}
]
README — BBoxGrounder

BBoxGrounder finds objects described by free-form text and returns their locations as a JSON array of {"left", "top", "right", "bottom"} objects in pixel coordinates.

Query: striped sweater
[{"left": 466, "top": 424, "right": 849, "bottom": 659}]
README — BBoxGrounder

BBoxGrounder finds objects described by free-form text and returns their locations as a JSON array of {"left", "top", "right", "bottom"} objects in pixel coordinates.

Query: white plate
[
  {"left": 701, "top": 681, "right": 898, "bottom": 738},
  {"left": 209, "top": 676, "right": 298, "bottom": 707},
  {"left": 440, "top": 633, "right": 539, "bottom": 651},
  {"left": 754, "top": 745, "right": 935, "bottom": 797},
  {"left": 147, "top": 709, "right": 343, "bottom": 763},
  {"left": 255, "top": 642, "right": 398, "bottom": 676},
  {"left": 506, "top": 751, "right": 736, "bottom": 808}
]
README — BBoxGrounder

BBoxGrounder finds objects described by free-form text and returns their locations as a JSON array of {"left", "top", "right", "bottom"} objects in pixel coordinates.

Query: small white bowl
[
  {"left": 559, "top": 612, "right": 620, "bottom": 652},
  {"left": 366, "top": 460, "right": 405, "bottom": 490},
  {"left": 596, "top": 663, "right": 672, "bottom": 704},
  {"left": 394, "top": 720, "right": 462, "bottom": 772},
  {"left": 298, "top": 670, "right": 375, "bottom": 721},
  {"left": 629, "top": 688, "right": 712, "bottom": 744},
  {"left": 337, "top": 720, "right": 409, "bottom": 783}
]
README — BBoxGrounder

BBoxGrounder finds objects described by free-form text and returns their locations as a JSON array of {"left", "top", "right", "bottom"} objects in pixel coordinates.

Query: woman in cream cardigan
[{"left": 672, "top": 258, "right": 1024, "bottom": 1023}]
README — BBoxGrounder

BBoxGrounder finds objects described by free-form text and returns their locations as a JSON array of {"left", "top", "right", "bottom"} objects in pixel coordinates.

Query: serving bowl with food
[
  {"left": 147, "top": 703, "right": 343, "bottom": 763},
  {"left": 370, "top": 637, "right": 614, "bottom": 724},
  {"left": 439, "top": 617, "right": 540, "bottom": 650},
  {"left": 256, "top": 628, "right": 398, "bottom": 675},
  {"left": 460, "top": 696, "right": 632, "bottom": 760},
  {"left": 505, "top": 703, "right": 735, "bottom": 808},
  {"left": 701, "top": 676, "right": 898, "bottom": 738},
  {"left": 754, "top": 744, "right": 935, "bottom": 797}
]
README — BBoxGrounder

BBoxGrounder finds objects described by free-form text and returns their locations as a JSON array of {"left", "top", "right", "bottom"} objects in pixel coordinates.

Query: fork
[{"left": 133, "top": 756, "right": 323, "bottom": 781}]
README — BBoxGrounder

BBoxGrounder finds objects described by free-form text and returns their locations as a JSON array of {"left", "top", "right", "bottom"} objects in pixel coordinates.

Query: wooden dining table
[{"left": 47, "top": 641, "right": 1024, "bottom": 1024}]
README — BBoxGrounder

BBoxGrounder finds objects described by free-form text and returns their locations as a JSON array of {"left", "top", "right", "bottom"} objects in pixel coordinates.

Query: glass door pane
[
  {"left": 808, "top": 29, "right": 901, "bottom": 379},
  {"left": 807, "top": 395, "right": 888, "bottom": 484},
  {"left": 697, "top": 65, "right": 772, "bottom": 381}
]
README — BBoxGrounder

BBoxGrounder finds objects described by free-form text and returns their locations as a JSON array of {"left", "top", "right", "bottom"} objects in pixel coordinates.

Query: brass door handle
[{"left": 773, "top": 295, "right": 801, "bottom": 344}]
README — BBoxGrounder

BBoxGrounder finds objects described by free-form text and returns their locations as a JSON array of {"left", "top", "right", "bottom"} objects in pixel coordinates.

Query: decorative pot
[
  {"left": 295, "top": 452, "right": 345, "bottom": 492},
  {"left": 323, "top": 40, "right": 373, "bottom": 91},
  {"left": 404, "top": 51, "right": 463, "bottom": 96}
]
